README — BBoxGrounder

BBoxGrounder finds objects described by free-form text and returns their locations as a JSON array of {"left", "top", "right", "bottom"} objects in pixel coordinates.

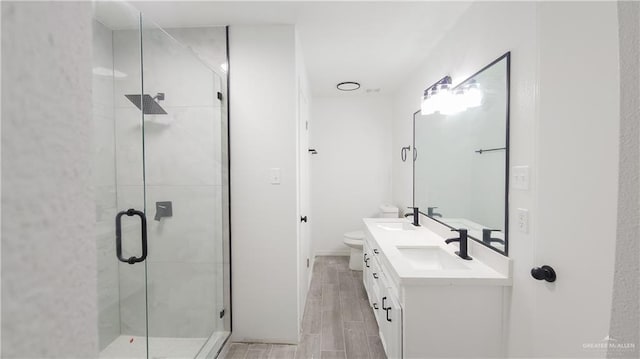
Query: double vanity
[
  {"left": 366, "top": 52, "right": 513, "bottom": 358},
  {"left": 362, "top": 217, "right": 511, "bottom": 358}
]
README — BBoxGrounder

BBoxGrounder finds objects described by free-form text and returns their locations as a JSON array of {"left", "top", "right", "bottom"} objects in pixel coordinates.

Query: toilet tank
[{"left": 378, "top": 204, "right": 399, "bottom": 218}]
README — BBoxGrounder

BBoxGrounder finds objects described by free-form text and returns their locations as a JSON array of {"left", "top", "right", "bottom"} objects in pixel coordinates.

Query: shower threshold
[{"left": 99, "top": 332, "right": 228, "bottom": 359}]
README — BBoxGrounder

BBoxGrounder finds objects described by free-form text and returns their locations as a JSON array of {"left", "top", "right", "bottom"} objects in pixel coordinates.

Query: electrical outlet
[
  {"left": 517, "top": 208, "right": 529, "bottom": 233},
  {"left": 512, "top": 166, "right": 530, "bottom": 190}
]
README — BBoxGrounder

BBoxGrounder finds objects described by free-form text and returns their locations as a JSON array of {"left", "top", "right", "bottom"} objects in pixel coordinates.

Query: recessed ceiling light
[{"left": 337, "top": 81, "right": 360, "bottom": 91}]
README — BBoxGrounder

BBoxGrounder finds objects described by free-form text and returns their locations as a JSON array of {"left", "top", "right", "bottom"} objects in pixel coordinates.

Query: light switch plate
[
  {"left": 516, "top": 208, "right": 529, "bottom": 233},
  {"left": 270, "top": 168, "right": 281, "bottom": 184},
  {"left": 512, "top": 165, "right": 530, "bottom": 190}
]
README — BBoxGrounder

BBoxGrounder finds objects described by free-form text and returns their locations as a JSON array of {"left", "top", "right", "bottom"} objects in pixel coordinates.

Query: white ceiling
[{"left": 130, "top": 1, "right": 472, "bottom": 96}]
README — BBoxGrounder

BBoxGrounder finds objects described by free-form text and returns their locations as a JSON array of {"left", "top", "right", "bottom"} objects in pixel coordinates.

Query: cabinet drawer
[
  {"left": 362, "top": 241, "right": 373, "bottom": 304},
  {"left": 371, "top": 277, "right": 383, "bottom": 321}
]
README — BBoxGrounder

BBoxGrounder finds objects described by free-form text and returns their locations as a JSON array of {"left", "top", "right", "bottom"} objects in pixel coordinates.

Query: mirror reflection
[{"left": 413, "top": 53, "right": 510, "bottom": 254}]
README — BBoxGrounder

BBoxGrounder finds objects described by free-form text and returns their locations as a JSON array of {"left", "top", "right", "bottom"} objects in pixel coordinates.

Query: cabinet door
[
  {"left": 380, "top": 287, "right": 403, "bottom": 359},
  {"left": 385, "top": 292, "right": 403, "bottom": 359},
  {"left": 379, "top": 286, "right": 392, "bottom": 356}
]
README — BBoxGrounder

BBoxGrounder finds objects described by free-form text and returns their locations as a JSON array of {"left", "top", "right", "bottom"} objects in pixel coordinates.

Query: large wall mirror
[{"left": 413, "top": 52, "right": 510, "bottom": 255}]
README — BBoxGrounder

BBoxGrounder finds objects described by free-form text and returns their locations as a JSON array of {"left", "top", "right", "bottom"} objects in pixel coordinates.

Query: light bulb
[
  {"left": 465, "top": 82, "right": 483, "bottom": 108},
  {"left": 421, "top": 96, "right": 435, "bottom": 115},
  {"left": 429, "top": 92, "right": 439, "bottom": 113},
  {"left": 448, "top": 88, "right": 469, "bottom": 115},
  {"left": 438, "top": 84, "right": 464, "bottom": 115},
  {"left": 438, "top": 91, "right": 454, "bottom": 114}
]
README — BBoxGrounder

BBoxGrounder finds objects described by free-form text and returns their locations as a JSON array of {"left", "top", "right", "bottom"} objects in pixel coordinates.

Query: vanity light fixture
[
  {"left": 337, "top": 81, "right": 360, "bottom": 91},
  {"left": 421, "top": 76, "right": 483, "bottom": 115}
]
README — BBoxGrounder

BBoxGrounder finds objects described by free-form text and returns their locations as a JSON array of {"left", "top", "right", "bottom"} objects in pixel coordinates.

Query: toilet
[{"left": 343, "top": 204, "right": 399, "bottom": 270}]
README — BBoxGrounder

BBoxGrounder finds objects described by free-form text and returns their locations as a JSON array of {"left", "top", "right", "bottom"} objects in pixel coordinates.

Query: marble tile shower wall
[
  {"left": 112, "top": 28, "right": 224, "bottom": 338},
  {"left": 93, "top": 19, "right": 120, "bottom": 351}
]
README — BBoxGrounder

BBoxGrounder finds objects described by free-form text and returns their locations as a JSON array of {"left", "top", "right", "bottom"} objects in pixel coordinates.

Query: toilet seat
[
  {"left": 343, "top": 231, "right": 364, "bottom": 249},
  {"left": 344, "top": 230, "right": 365, "bottom": 240},
  {"left": 343, "top": 237, "right": 363, "bottom": 248}
]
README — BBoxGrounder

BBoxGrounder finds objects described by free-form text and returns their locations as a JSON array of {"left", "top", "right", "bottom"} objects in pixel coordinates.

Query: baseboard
[{"left": 313, "top": 250, "right": 350, "bottom": 257}]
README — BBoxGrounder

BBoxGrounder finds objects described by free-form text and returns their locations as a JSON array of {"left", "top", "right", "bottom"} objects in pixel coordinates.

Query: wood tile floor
[{"left": 218, "top": 256, "right": 386, "bottom": 359}]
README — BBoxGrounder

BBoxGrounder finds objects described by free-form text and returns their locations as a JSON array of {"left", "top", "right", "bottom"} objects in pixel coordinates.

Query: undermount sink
[
  {"left": 376, "top": 222, "right": 416, "bottom": 231},
  {"left": 396, "top": 246, "right": 470, "bottom": 271}
]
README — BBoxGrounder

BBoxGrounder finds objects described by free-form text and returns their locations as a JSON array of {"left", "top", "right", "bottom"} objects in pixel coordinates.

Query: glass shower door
[
  {"left": 140, "top": 16, "right": 226, "bottom": 359},
  {"left": 94, "top": 1, "right": 150, "bottom": 358}
]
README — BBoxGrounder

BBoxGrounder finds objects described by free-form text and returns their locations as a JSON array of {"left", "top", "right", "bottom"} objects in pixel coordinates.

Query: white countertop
[{"left": 363, "top": 217, "right": 512, "bottom": 286}]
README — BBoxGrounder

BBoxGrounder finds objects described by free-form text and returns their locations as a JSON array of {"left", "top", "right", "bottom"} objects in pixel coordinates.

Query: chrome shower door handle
[{"left": 115, "top": 208, "right": 148, "bottom": 264}]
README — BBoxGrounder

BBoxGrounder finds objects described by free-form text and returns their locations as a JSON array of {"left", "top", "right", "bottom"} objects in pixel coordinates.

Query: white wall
[
  {"left": 1, "top": 1, "right": 97, "bottom": 357},
  {"left": 533, "top": 3, "right": 619, "bottom": 357},
  {"left": 229, "top": 25, "right": 300, "bottom": 343},
  {"left": 392, "top": 1, "right": 620, "bottom": 357},
  {"left": 310, "top": 95, "right": 393, "bottom": 256},
  {"left": 165, "top": 27, "right": 227, "bottom": 73},
  {"left": 609, "top": 2, "right": 640, "bottom": 355}
]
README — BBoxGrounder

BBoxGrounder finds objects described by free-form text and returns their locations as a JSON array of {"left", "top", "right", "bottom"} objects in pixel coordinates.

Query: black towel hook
[{"left": 401, "top": 146, "right": 411, "bottom": 162}]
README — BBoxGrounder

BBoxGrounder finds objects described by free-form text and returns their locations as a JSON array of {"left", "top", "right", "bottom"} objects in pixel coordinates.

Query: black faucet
[
  {"left": 445, "top": 228, "right": 472, "bottom": 260},
  {"left": 482, "top": 229, "right": 505, "bottom": 245},
  {"left": 404, "top": 206, "right": 420, "bottom": 226},
  {"left": 427, "top": 206, "right": 443, "bottom": 218}
]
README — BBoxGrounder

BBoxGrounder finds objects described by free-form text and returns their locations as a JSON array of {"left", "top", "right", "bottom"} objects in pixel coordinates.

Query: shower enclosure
[{"left": 92, "top": 2, "right": 230, "bottom": 358}]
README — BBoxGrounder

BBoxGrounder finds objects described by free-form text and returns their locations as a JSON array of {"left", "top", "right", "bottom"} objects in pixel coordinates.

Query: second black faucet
[
  {"left": 445, "top": 228, "right": 473, "bottom": 260},
  {"left": 404, "top": 206, "right": 420, "bottom": 226}
]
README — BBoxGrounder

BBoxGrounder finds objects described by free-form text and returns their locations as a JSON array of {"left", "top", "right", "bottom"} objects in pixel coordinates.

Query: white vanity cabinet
[{"left": 362, "top": 219, "right": 510, "bottom": 359}]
